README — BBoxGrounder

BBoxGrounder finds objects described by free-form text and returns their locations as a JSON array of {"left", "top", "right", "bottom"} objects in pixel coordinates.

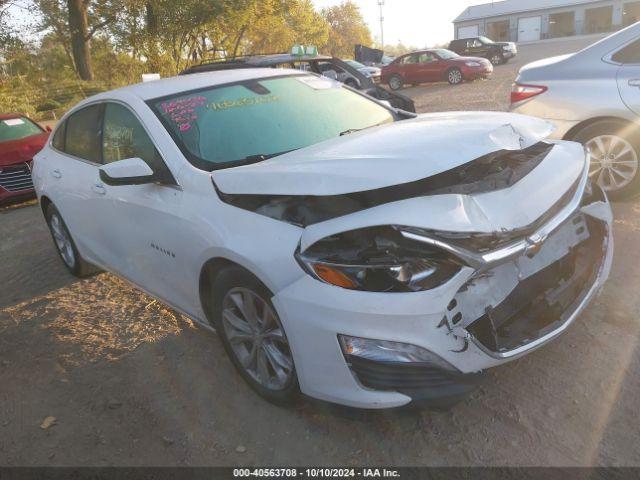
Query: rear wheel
[
  {"left": 45, "top": 203, "right": 100, "bottom": 277},
  {"left": 211, "top": 266, "right": 299, "bottom": 405},
  {"left": 572, "top": 120, "right": 640, "bottom": 200},
  {"left": 388, "top": 74, "right": 404, "bottom": 91},
  {"left": 447, "top": 68, "right": 463, "bottom": 85}
]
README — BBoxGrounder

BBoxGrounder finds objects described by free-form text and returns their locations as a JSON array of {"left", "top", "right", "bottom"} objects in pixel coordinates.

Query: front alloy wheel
[
  {"left": 221, "top": 286, "right": 295, "bottom": 393},
  {"left": 447, "top": 68, "right": 463, "bottom": 85},
  {"left": 586, "top": 134, "right": 639, "bottom": 193}
]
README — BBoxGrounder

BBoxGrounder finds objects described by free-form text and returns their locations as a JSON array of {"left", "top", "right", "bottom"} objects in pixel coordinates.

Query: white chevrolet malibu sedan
[{"left": 33, "top": 69, "right": 614, "bottom": 409}]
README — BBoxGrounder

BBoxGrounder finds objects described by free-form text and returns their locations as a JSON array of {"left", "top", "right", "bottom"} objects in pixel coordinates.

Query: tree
[
  {"left": 37, "top": 0, "right": 117, "bottom": 80},
  {"left": 244, "top": 0, "right": 328, "bottom": 56},
  {"left": 322, "top": 1, "right": 371, "bottom": 58}
]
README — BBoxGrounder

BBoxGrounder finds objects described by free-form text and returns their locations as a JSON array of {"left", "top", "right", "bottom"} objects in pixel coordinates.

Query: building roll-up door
[
  {"left": 457, "top": 24, "right": 479, "bottom": 39},
  {"left": 518, "top": 16, "right": 542, "bottom": 42}
]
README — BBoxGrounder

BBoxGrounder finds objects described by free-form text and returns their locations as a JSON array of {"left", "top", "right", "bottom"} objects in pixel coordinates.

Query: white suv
[{"left": 34, "top": 69, "right": 613, "bottom": 409}]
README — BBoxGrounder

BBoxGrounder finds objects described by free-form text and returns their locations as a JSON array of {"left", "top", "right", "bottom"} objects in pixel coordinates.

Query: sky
[
  {"left": 5, "top": 0, "right": 485, "bottom": 49},
  {"left": 312, "top": 0, "right": 486, "bottom": 48}
]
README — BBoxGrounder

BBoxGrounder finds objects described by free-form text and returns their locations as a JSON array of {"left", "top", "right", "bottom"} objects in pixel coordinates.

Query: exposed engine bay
[{"left": 216, "top": 142, "right": 554, "bottom": 227}]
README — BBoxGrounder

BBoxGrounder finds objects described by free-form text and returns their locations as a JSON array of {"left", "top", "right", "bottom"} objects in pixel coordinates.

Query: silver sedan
[{"left": 511, "top": 23, "right": 640, "bottom": 200}]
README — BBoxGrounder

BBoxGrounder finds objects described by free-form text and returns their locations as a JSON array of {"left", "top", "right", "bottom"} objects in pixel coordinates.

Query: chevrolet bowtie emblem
[{"left": 525, "top": 233, "right": 546, "bottom": 258}]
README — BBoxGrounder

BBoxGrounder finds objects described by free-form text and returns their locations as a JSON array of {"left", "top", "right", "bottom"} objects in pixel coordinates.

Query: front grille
[
  {"left": 0, "top": 163, "right": 34, "bottom": 192},
  {"left": 466, "top": 217, "right": 607, "bottom": 353}
]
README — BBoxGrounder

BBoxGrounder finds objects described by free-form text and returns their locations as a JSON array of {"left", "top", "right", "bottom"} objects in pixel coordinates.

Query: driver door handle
[
  {"left": 629, "top": 79, "right": 640, "bottom": 88},
  {"left": 92, "top": 183, "right": 106, "bottom": 195}
]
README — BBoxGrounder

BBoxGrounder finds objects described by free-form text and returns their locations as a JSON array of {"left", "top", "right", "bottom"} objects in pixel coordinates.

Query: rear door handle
[
  {"left": 629, "top": 79, "right": 640, "bottom": 88},
  {"left": 91, "top": 183, "right": 106, "bottom": 195},
  {"left": 51, "top": 169, "right": 62, "bottom": 179}
]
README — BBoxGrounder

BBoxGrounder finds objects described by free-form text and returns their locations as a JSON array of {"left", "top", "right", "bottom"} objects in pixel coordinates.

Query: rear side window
[
  {"left": 612, "top": 39, "right": 640, "bottom": 64},
  {"left": 64, "top": 104, "right": 103, "bottom": 162},
  {"left": 52, "top": 121, "right": 66, "bottom": 151},
  {"left": 401, "top": 55, "right": 418, "bottom": 64}
]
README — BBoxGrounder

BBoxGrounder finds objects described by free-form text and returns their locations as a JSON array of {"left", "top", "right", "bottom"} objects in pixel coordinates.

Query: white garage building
[{"left": 454, "top": 0, "right": 640, "bottom": 42}]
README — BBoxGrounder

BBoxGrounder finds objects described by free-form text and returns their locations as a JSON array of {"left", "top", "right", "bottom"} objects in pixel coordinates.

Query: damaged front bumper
[{"left": 273, "top": 177, "right": 613, "bottom": 410}]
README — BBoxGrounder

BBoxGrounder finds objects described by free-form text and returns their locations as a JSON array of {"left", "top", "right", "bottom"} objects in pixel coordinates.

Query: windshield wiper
[
  {"left": 340, "top": 128, "right": 364, "bottom": 136},
  {"left": 233, "top": 149, "right": 297, "bottom": 166},
  {"left": 340, "top": 121, "right": 391, "bottom": 137}
]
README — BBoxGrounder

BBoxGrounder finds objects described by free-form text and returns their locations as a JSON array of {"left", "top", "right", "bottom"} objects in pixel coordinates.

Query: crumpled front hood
[{"left": 212, "top": 112, "right": 555, "bottom": 196}]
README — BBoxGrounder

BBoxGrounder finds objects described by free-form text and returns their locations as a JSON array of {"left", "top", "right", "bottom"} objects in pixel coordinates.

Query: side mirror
[
  {"left": 322, "top": 69, "right": 338, "bottom": 80},
  {"left": 45, "top": 125, "right": 52, "bottom": 132},
  {"left": 99, "top": 157, "right": 155, "bottom": 186}
]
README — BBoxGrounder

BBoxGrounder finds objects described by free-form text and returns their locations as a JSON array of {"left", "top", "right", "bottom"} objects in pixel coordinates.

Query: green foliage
[{"left": 322, "top": 1, "right": 372, "bottom": 58}]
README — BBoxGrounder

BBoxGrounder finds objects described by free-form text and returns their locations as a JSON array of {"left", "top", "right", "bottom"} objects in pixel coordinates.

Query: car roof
[{"left": 88, "top": 68, "right": 307, "bottom": 102}]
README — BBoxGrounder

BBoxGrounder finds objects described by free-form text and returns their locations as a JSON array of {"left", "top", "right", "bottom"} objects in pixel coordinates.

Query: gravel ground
[{"left": 1, "top": 35, "right": 639, "bottom": 467}]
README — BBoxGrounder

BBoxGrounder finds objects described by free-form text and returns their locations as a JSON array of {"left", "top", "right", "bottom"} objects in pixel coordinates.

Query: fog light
[{"left": 338, "top": 335, "right": 457, "bottom": 371}]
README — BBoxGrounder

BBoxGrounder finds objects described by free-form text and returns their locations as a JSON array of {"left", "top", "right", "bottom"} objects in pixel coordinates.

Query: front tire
[
  {"left": 447, "top": 68, "right": 463, "bottom": 85},
  {"left": 45, "top": 203, "right": 100, "bottom": 277},
  {"left": 572, "top": 120, "right": 640, "bottom": 200},
  {"left": 211, "top": 266, "right": 299, "bottom": 405},
  {"left": 388, "top": 74, "right": 404, "bottom": 91}
]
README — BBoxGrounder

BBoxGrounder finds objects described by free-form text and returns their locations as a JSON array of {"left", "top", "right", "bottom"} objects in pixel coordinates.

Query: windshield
[
  {"left": 479, "top": 36, "right": 495, "bottom": 44},
  {"left": 434, "top": 49, "right": 459, "bottom": 60},
  {"left": 346, "top": 60, "right": 366, "bottom": 69},
  {"left": 0, "top": 117, "right": 43, "bottom": 142},
  {"left": 151, "top": 75, "right": 394, "bottom": 170}
]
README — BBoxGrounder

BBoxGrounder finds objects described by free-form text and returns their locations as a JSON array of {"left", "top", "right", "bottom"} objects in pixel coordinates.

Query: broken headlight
[{"left": 295, "top": 226, "right": 462, "bottom": 292}]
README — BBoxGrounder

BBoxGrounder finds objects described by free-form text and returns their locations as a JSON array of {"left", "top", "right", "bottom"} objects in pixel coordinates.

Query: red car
[
  {"left": 382, "top": 49, "right": 493, "bottom": 90},
  {"left": 0, "top": 113, "right": 50, "bottom": 203}
]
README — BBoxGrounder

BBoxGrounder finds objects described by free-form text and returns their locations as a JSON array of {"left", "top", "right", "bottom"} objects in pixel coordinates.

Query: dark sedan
[{"left": 381, "top": 49, "right": 493, "bottom": 90}]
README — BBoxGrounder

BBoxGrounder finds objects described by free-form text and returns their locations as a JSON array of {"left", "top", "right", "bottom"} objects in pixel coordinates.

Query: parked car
[
  {"left": 0, "top": 114, "right": 50, "bottom": 204},
  {"left": 344, "top": 59, "right": 381, "bottom": 82},
  {"left": 511, "top": 23, "right": 640, "bottom": 200},
  {"left": 34, "top": 69, "right": 612, "bottom": 409},
  {"left": 179, "top": 53, "right": 415, "bottom": 113},
  {"left": 382, "top": 49, "right": 493, "bottom": 89},
  {"left": 449, "top": 36, "right": 517, "bottom": 65}
]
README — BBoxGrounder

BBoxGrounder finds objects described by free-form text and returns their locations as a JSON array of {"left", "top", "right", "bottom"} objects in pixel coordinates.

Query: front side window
[
  {"left": 102, "top": 103, "right": 159, "bottom": 168},
  {"left": 64, "top": 104, "right": 103, "bottom": 162},
  {"left": 0, "top": 117, "right": 43, "bottom": 142},
  {"left": 150, "top": 75, "right": 394, "bottom": 170}
]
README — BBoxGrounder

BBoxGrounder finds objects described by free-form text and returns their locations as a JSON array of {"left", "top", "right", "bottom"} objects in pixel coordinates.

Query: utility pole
[{"left": 377, "top": 0, "right": 385, "bottom": 48}]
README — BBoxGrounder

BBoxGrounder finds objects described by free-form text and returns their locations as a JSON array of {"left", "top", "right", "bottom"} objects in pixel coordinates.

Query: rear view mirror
[{"left": 99, "top": 157, "right": 155, "bottom": 186}]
